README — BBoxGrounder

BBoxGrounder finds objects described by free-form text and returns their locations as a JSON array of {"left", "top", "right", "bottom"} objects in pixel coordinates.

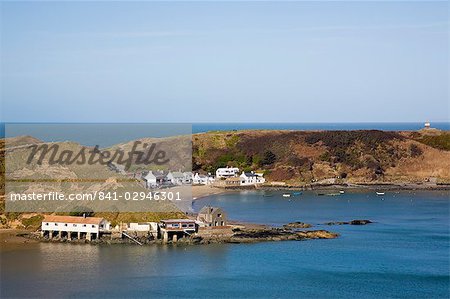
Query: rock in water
[
  {"left": 325, "top": 219, "right": 373, "bottom": 225},
  {"left": 297, "top": 230, "right": 339, "bottom": 239},
  {"left": 283, "top": 222, "right": 312, "bottom": 229},
  {"left": 229, "top": 228, "right": 338, "bottom": 243},
  {"left": 349, "top": 220, "right": 373, "bottom": 225}
]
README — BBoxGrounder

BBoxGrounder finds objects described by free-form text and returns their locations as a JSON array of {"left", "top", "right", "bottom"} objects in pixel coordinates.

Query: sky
[{"left": 0, "top": 1, "right": 448, "bottom": 123}]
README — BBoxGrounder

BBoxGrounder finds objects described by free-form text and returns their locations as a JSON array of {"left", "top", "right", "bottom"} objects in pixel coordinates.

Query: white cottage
[
  {"left": 144, "top": 171, "right": 167, "bottom": 188},
  {"left": 166, "top": 171, "right": 184, "bottom": 185},
  {"left": 216, "top": 167, "right": 240, "bottom": 178},
  {"left": 183, "top": 172, "right": 193, "bottom": 184},
  {"left": 240, "top": 171, "right": 265, "bottom": 186},
  {"left": 144, "top": 171, "right": 157, "bottom": 188},
  {"left": 193, "top": 173, "right": 215, "bottom": 185}
]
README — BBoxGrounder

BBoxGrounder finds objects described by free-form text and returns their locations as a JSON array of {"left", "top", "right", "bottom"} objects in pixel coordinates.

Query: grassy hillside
[
  {"left": 409, "top": 131, "right": 450, "bottom": 151},
  {"left": 192, "top": 130, "right": 450, "bottom": 184},
  {"left": 106, "top": 135, "right": 192, "bottom": 172}
]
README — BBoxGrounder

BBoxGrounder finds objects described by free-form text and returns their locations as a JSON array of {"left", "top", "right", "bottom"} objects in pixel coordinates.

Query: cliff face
[{"left": 192, "top": 130, "right": 450, "bottom": 184}]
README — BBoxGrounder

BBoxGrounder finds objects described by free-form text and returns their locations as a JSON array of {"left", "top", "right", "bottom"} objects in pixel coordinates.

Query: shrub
[
  {"left": 21, "top": 215, "right": 44, "bottom": 230},
  {"left": 261, "top": 151, "right": 276, "bottom": 166},
  {"left": 304, "top": 131, "right": 402, "bottom": 170},
  {"left": 69, "top": 207, "right": 94, "bottom": 217},
  {"left": 5, "top": 212, "right": 21, "bottom": 221},
  {"left": 414, "top": 133, "right": 450, "bottom": 151},
  {"left": 305, "top": 130, "right": 402, "bottom": 148},
  {"left": 319, "top": 151, "right": 331, "bottom": 162},
  {"left": 409, "top": 144, "right": 423, "bottom": 157}
]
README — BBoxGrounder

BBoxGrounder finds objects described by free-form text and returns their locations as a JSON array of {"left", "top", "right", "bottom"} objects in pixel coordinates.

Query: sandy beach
[{"left": 191, "top": 185, "right": 230, "bottom": 200}]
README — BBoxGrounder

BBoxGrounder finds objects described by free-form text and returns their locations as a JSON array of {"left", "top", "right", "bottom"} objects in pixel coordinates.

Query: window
[
  {"left": 92, "top": 225, "right": 95, "bottom": 228},
  {"left": 171, "top": 223, "right": 179, "bottom": 228},
  {"left": 64, "top": 224, "right": 68, "bottom": 226},
  {"left": 188, "top": 224, "right": 194, "bottom": 228},
  {"left": 45, "top": 223, "right": 49, "bottom": 226},
  {"left": 100, "top": 224, "right": 104, "bottom": 228},
  {"left": 83, "top": 224, "right": 86, "bottom": 227},
  {"left": 182, "top": 224, "right": 187, "bottom": 228},
  {"left": 73, "top": 224, "right": 77, "bottom": 227},
  {"left": 55, "top": 223, "right": 58, "bottom": 226},
  {"left": 217, "top": 214, "right": 222, "bottom": 217}
]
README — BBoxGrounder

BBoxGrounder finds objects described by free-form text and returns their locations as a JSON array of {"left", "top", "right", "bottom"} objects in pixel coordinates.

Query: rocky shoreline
[
  {"left": 21, "top": 225, "right": 339, "bottom": 246},
  {"left": 4, "top": 218, "right": 379, "bottom": 247}
]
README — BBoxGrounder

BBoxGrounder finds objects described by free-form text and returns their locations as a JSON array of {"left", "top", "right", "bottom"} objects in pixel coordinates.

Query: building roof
[
  {"left": 145, "top": 171, "right": 167, "bottom": 180},
  {"left": 243, "top": 172, "right": 259, "bottom": 177},
  {"left": 170, "top": 172, "right": 184, "bottom": 178},
  {"left": 198, "top": 206, "right": 223, "bottom": 215},
  {"left": 43, "top": 215, "right": 104, "bottom": 225},
  {"left": 144, "top": 171, "right": 156, "bottom": 180},
  {"left": 216, "top": 167, "right": 239, "bottom": 172},
  {"left": 160, "top": 219, "right": 196, "bottom": 223}
]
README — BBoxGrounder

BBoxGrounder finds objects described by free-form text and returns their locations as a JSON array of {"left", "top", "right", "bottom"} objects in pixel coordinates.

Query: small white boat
[
  {"left": 376, "top": 192, "right": 385, "bottom": 196},
  {"left": 282, "top": 193, "right": 291, "bottom": 198},
  {"left": 339, "top": 190, "right": 345, "bottom": 194}
]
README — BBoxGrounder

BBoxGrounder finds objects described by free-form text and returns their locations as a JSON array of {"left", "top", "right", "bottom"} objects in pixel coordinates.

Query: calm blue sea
[
  {"left": 193, "top": 122, "right": 450, "bottom": 132},
  {"left": 1, "top": 190, "right": 449, "bottom": 298},
  {"left": 1, "top": 122, "right": 449, "bottom": 147}
]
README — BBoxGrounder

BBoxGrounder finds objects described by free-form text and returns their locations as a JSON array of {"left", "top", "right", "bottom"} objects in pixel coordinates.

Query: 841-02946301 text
[{"left": 8, "top": 191, "right": 182, "bottom": 201}]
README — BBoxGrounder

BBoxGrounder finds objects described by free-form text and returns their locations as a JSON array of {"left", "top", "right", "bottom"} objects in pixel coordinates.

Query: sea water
[
  {"left": 1, "top": 122, "right": 449, "bottom": 147},
  {"left": 1, "top": 190, "right": 449, "bottom": 298}
]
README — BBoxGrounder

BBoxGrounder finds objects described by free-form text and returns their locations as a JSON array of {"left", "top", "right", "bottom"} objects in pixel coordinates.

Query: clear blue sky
[{"left": 1, "top": 1, "right": 448, "bottom": 123}]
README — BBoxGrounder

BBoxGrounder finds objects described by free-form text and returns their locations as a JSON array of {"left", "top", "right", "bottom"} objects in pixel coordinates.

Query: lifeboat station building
[{"left": 41, "top": 215, "right": 111, "bottom": 241}]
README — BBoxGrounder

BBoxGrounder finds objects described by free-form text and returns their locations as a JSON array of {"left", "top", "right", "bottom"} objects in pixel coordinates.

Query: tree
[{"left": 261, "top": 150, "right": 276, "bottom": 166}]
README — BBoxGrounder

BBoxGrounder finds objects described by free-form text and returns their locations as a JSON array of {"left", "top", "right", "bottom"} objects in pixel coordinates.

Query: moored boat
[
  {"left": 376, "top": 192, "right": 385, "bottom": 196},
  {"left": 282, "top": 193, "right": 291, "bottom": 198}
]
